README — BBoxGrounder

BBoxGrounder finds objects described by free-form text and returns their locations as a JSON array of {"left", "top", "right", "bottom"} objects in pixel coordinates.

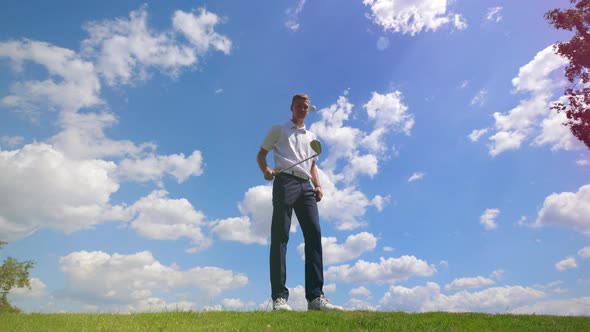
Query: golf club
[{"left": 275, "top": 140, "right": 322, "bottom": 175}]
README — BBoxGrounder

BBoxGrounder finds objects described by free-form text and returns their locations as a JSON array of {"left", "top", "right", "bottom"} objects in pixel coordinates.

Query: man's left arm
[{"left": 311, "top": 160, "right": 322, "bottom": 202}]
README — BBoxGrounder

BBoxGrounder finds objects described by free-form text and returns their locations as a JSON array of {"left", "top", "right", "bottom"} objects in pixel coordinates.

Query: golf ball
[{"left": 310, "top": 105, "right": 317, "bottom": 112}]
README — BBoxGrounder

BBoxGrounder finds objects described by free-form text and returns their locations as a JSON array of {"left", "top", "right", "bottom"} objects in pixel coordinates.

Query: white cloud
[
  {"left": 488, "top": 130, "right": 527, "bottom": 157},
  {"left": 485, "top": 45, "right": 574, "bottom": 156},
  {"left": 0, "top": 143, "right": 120, "bottom": 241},
  {"left": 285, "top": 0, "right": 307, "bottom": 32},
  {"left": 513, "top": 297, "right": 590, "bottom": 316},
  {"left": 445, "top": 276, "right": 495, "bottom": 291},
  {"left": 211, "top": 185, "right": 272, "bottom": 245},
  {"left": 8, "top": 278, "right": 47, "bottom": 300},
  {"left": 408, "top": 172, "right": 425, "bottom": 183},
  {"left": 486, "top": 7, "right": 503, "bottom": 23},
  {"left": 363, "top": 0, "right": 467, "bottom": 35},
  {"left": 577, "top": 159, "right": 590, "bottom": 166},
  {"left": 468, "top": 128, "right": 489, "bottom": 142},
  {"left": 383, "top": 246, "right": 395, "bottom": 252},
  {"left": 579, "top": 246, "right": 590, "bottom": 258},
  {"left": 125, "top": 190, "right": 211, "bottom": 253},
  {"left": 117, "top": 150, "right": 204, "bottom": 184},
  {"left": 534, "top": 184, "right": 590, "bottom": 235},
  {"left": 533, "top": 101, "right": 584, "bottom": 151},
  {"left": 349, "top": 286, "right": 372, "bottom": 299},
  {"left": 555, "top": 257, "right": 578, "bottom": 271},
  {"left": 365, "top": 91, "right": 414, "bottom": 134},
  {"left": 82, "top": 6, "right": 230, "bottom": 86},
  {"left": 480, "top": 208, "right": 500, "bottom": 231},
  {"left": 219, "top": 298, "right": 256, "bottom": 310},
  {"left": 379, "top": 282, "right": 545, "bottom": 313},
  {"left": 318, "top": 169, "right": 389, "bottom": 230},
  {"left": 130, "top": 297, "right": 194, "bottom": 313},
  {"left": 59, "top": 250, "right": 248, "bottom": 306},
  {"left": 298, "top": 232, "right": 378, "bottom": 265},
  {"left": 325, "top": 256, "right": 436, "bottom": 284},
  {"left": 51, "top": 111, "right": 154, "bottom": 160},
  {"left": 173, "top": 9, "right": 232, "bottom": 54},
  {"left": 470, "top": 89, "right": 488, "bottom": 107},
  {"left": 347, "top": 298, "right": 377, "bottom": 311},
  {"left": 0, "top": 40, "right": 102, "bottom": 115}
]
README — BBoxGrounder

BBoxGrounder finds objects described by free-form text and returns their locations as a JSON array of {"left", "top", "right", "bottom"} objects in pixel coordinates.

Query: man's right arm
[{"left": 257, "top": 148, "right": 274, "bottom": 181}]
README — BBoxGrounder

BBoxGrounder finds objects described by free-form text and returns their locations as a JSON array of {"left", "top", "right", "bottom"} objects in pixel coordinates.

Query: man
[{"left": 257, "top": 93, "right": 343, "bottom": 311}]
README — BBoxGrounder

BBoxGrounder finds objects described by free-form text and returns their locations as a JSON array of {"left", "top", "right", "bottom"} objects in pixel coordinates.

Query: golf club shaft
[{"left": 276, "top": 154, "right": 318, "bottom": 174}]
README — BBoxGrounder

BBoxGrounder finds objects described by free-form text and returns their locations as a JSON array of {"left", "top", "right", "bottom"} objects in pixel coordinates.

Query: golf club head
[
  {"left": 310, "top": 105, "right": 317, "bottom": 112},
  {"left": 310, "top": 140, "right": 322, "bottom": 155}
]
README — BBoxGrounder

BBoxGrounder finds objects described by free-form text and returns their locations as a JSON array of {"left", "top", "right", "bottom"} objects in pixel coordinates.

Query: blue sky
[{"left": 1, "top": 0, "right": 589, "bottom": 314}]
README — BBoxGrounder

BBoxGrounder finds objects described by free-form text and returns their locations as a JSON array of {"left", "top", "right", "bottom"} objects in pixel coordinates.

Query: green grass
[{"left": 1, "top": 311, "right": 589, "bottom": 331}]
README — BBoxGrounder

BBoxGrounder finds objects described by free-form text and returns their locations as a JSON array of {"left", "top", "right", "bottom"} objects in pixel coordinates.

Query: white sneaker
[
  {"left": 273, "top": 298, "right": 293, "bottom": 311},
  {"left": 308, "top": 295, "right": 344, "bottom": 311}
]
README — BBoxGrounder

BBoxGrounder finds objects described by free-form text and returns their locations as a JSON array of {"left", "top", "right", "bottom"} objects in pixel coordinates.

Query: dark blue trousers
[{"left": 270, "top": 173, "right": 324, "bottom": 302}]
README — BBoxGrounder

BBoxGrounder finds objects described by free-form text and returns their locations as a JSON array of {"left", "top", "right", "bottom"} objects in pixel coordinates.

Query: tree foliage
[
  {"left": 545, "top": 0, "right": 590, "bottom": 149},
  {"left": 0, "top": 241, "right": 34, "bottom": 313}
]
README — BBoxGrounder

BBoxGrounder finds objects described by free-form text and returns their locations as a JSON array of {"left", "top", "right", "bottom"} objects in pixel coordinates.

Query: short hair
[{"left": 291, "top": 93, "right": 310, "bottom": 107}]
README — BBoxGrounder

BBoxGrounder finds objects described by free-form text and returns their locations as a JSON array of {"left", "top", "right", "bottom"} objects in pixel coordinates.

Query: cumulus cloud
[
  {"left": 8, "top": 277, "right": 47, "bottom": 300},
  {"left": 125, "top": 190, "right": 211, "bottom": 253},
  {"left": 445, "top": 276, "right": 495, "bottom": 292},
  {"left": 555, "top": 257, "right": 578, "bottom": 271},
  {"left": 325, "top": 256, "right": 436, "bottom": 284},
  {"left": 173, "top": 9, "right": 232, "bottom": 54},
  {"left": 363, "top": 0, "right": 467, "bottom": 35},
  {"left": 483, "top": 45, "right": 579, "bottom": 156},
  {"left": 513, "top": 297, "right": 590, "bottom": 316},
  {"left": 117, "top": 150, "right": 204, "bottom": 184},
  {"left": 468, "top": 128, "right": 489, "bottom": 142},
  {"left": 0, "top": 39, "right": 102, "bottom": 115},
  {"left": 59, "top": 250, "right": 248, "bottom": 307},
  {"left": 211, "top": 185, "right": 272, "bottom": 245},
  {"left": 534, "top": 184, "right": 590, "bottom": 235},
  {"left": 379, "top": 282, "right": 545, "bottom": 313},
  {"left": 285, "top": 0, "right": 307, "bottom": 31},
  {"left": 480, "top": 208, "right": 500, "bottom": 231},
  {"left": 82, "top": 6, "right": 230, "bottom": 86},
  {"left": 349, "top": 286, "right": 372, "bottom": 299},
  {"left": 51, "top": 111, "right": 155, "bottom": 160},
  {"left": 0, "top": 143, "right": 120, "bottom": 241},
  {"left": 298, "top": 232, "right": 378, "bottom": 265},
  {"left": 0, "top": 6, "right": 221, "bottom": 244}
]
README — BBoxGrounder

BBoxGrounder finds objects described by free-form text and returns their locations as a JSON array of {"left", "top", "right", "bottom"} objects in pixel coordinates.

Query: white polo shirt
[{"left": 261, "top": 120, "right": 318, "bottom": 178}]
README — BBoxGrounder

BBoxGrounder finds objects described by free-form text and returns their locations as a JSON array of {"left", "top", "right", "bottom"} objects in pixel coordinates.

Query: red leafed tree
[{"left": 545, "top": 0, "right": 590, "bottom": 149}]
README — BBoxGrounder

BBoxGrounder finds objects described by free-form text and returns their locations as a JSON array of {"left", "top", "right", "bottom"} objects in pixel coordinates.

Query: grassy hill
[{"left": 1, "top": 311, "right": 589, "bottom": 331}]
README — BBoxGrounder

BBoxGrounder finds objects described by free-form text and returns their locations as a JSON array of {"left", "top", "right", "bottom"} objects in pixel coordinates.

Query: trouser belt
[{"left": 279, "top": 169, "right": 309, "bottom": 181}]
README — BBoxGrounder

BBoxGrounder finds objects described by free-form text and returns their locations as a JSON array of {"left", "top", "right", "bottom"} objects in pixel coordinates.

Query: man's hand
[
  {"left": 264, "top": 167, "right": 275, "bottom": 181},
  {"left": 314, "top": 186, "right": 323, "bottom": 202}
]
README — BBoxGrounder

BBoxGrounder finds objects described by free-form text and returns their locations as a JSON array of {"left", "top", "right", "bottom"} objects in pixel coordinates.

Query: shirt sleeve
[{"left": 260, "top": 124, "right": 281, "bottom": 151}]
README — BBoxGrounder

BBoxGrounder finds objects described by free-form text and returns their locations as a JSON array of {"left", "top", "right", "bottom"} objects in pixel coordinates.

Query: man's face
[{"left": 291, "top": 98, "right": 310, "bottom": 121}]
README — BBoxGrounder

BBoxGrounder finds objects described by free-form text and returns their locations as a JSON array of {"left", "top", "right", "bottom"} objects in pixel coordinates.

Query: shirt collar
[{"left": 289, "top": 119, "right": 306, "bottom": 131}]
